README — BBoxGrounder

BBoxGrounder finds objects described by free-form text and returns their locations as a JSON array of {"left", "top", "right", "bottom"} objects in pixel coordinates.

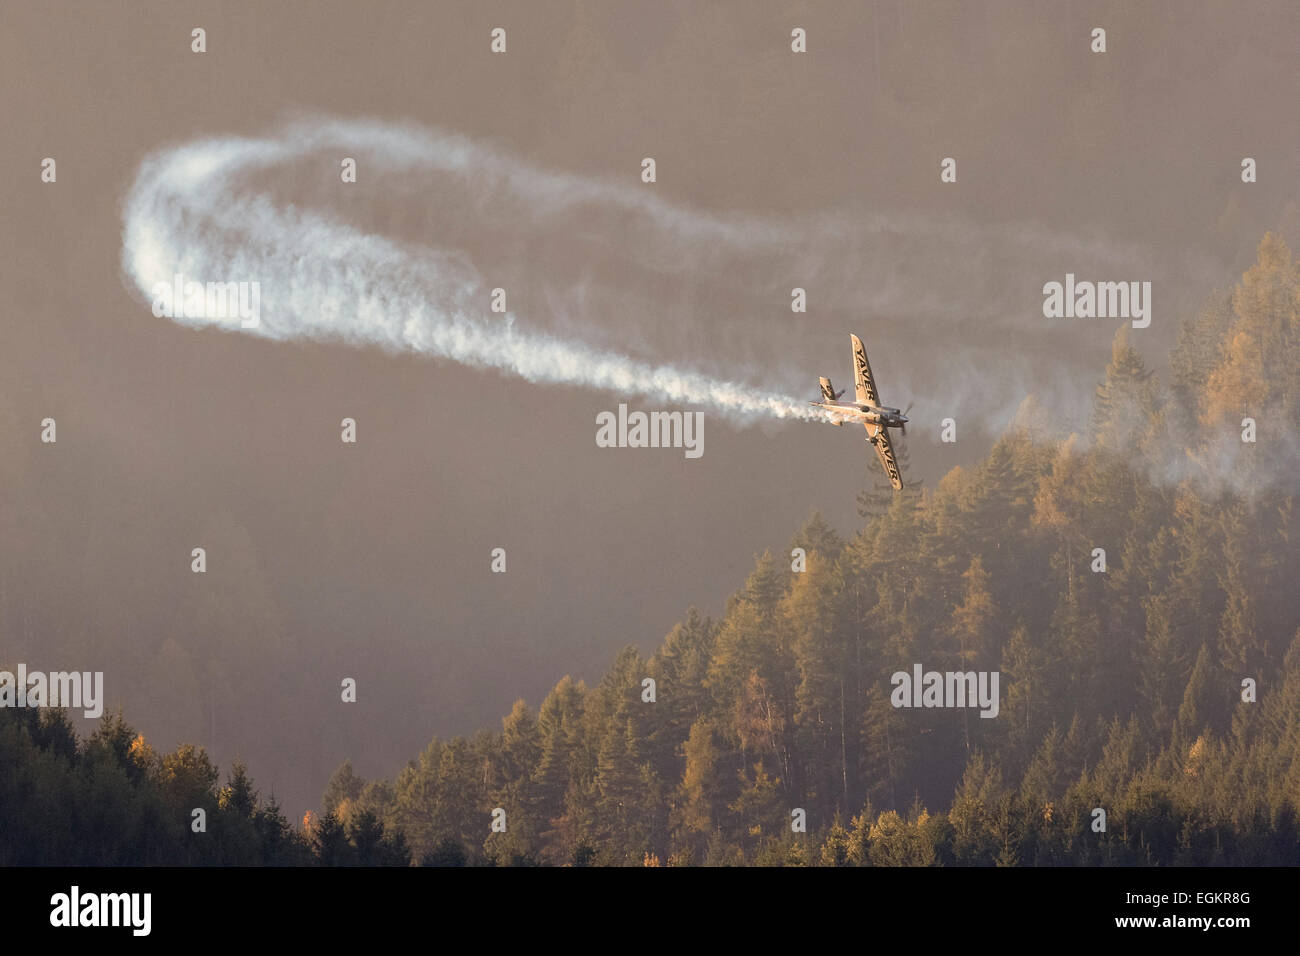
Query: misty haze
[{"left": 2, "top": 1, "right": 1299, "bottom": 879}]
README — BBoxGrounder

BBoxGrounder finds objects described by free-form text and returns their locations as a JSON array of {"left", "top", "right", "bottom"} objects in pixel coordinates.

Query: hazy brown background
[{"left": 3, "top": 0, "right": 1299, "bottom": 816}]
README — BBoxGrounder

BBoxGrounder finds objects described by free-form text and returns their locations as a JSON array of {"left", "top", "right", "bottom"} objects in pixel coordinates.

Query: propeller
[{"left": 900, "top": 401, "right": 913, "bottom": 437}]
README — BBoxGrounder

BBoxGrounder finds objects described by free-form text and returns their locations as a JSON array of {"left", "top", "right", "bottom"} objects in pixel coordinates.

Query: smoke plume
[{"left": 122, "top": 115, "right": 1179, "bottom": 432}]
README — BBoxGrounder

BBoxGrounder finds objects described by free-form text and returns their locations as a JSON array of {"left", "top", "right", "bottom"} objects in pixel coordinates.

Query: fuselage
[{"left": 811, "top": 400, "right": 908, "bottom": 428}]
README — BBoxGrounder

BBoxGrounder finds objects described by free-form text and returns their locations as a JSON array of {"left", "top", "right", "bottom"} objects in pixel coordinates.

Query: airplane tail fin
[{"left": 819, "top": 377, "right": 836, "bottom": 401}]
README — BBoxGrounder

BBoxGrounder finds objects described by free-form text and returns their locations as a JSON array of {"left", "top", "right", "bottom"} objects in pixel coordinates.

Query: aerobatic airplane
[{"left": 812, "top": 333, "right": 909, "bottom": 490}]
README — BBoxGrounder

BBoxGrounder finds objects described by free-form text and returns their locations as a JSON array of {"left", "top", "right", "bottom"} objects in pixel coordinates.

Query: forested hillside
[
  {"left": 330, "top": 234, "right": 1300, "bottom": 865},
  {"left": 0, "top": 707, "right": 409, "bottom": 865},
  {"left": 4, "top": 235, "right": 1298, "bottom": 866}
]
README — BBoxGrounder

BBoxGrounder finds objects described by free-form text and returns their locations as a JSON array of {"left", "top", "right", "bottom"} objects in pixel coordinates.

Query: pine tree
[
  {"left": 1090, "top": 327, "right": 1157, "bottom": 451},
  {"left": 857, "top": 434, "right": 922, "bottom": 520}
]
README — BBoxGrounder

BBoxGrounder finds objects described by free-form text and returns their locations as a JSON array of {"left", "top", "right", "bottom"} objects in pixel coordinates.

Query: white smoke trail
[
  {"left": 122, "top": 116, "right": 1202, "bottom": 434},
  {"left": 121, "top": 118, "right": 824, "bottom": 422}
]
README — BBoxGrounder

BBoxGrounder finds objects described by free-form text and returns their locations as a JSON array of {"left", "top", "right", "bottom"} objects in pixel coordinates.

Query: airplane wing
[
  {"left": 870, "top": 426, "right": 904, "bottom": 490},
  {"left": 850, "top": 333, "right": 881, "bottom": 406}
]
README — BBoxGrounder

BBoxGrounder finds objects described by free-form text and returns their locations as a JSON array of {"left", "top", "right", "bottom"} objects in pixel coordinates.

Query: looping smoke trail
[{"left": 120, "top": 119, "right": 826, "bottom": 423}]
